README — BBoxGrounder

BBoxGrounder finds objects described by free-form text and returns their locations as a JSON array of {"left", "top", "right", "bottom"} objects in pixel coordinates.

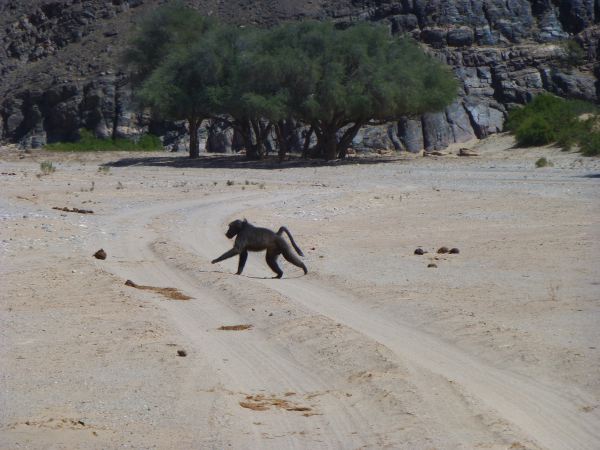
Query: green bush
[
  {"left": 580, "top": 131, "right": 600, "bottom": 156},
  {"left": 506, "top": 94, "right": 599, "bottom": 155},
  {"left": 45, "top": 129, "right": 163, "bottom": 152},
  {"left": 535, "top": 157, "right": 553, "bottom": 168},
  {"left": 515, "top": 116, "right": 557, "bottom": 146},
  {"left": 559, "top": 40, "right": 586, "bottom": 67}
]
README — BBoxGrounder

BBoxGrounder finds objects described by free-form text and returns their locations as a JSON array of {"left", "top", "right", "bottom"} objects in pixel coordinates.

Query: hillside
[{"left": 0, "top": 0, "right": 598, "bottom": 151}]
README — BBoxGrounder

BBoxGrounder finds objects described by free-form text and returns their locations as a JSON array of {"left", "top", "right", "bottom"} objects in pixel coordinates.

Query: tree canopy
[{"left": 126, "top": 5, "right": 458, "bottom": 159}]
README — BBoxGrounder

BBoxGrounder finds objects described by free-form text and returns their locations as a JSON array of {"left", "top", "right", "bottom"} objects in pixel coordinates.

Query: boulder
[
  {"left": 421, "top": 28, "right": 447, "bottom": 48},
  {"left": 463, "top": 100, "right": 505, "bottom": 138},
  {"left": 206, "top": 121, "right": 234, "bottom": 153},
  {"left": 422, "top": 112, "right": 452, "bottom": 151},
  {"left": 446, "top": 102, "right": 476, "bottom": 143},
  {"left": 447, "top": 28, "right": 474, "bottom": 47},
  {"left": 352, "top": 124, "right": 398, "bottom": 151},
  {"left": 398, "top": 118, "right": 424, "bottom": 153}
]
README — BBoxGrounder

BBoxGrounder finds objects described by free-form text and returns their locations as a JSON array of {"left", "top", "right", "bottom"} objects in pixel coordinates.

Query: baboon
[{"left": 211, "top": 219, "right": 308, "bottom": 278}]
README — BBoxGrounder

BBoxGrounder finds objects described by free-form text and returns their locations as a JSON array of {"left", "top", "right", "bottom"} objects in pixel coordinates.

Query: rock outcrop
[{"left": 0, "top": 0, "right": 598, "bottom": 152}]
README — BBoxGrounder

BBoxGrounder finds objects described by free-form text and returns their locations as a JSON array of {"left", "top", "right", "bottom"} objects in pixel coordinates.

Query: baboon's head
[{"left": 225, "top": 219, "right": 247, "bottom": 239}]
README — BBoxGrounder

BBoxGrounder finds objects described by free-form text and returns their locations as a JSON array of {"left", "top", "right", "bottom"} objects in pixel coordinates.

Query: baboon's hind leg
[
  {"left": 265, "top": 250, "right": 283, "bottom": 278},
  {"left": 282, "top": 248, "right": 308, "bottom": 274}
]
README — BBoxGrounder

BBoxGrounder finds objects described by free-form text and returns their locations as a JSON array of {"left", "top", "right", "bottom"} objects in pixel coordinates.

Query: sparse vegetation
[
  {"left": 580, "top": 129, "right": 600, "bottom": 156},
  {"left": 45, "top": 129, "right": 162, "bottom": 152},
  {"left": 559, "top": 39, "right": 586, "bottom": 68},
  {"left": 535, "top": 157, "right": 554, "bottom": 168},
  {"left": 226, "top": 180, "right": 235, "bottom": 186},
  {"left": 506, "top": 94, "right": 599, "bottom": 155},
  {"left": 39, "top": 161, "right": 56, "bottom": 175},
  {"left": 98, "top": 166, "right": 110, "bottom": 174}
]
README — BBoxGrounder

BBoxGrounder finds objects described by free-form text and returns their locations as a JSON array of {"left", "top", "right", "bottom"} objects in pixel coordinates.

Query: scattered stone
[
  {"left": 428, "top": 263, "right": 438, "bottom": 268},
  {"left": 449, "top": 248, "right": 460, "bottom": 254},
  {"left": 458, "top": 148, "right": 479, "bottom": 157},
  {"left": 414, "top": 248, "right": 426, "bottom": 255},
  {"left": 93, "top": 249, "right": 107, "bottom": 260},
  {"left": 177, "top": 350, "right": 187, "bottom": 357},
  {"left": 437, "top": 247, "right": 449, "bottom": 254},
  {"left": 1, "top": 172, "right": 16, "bottom": 176}
]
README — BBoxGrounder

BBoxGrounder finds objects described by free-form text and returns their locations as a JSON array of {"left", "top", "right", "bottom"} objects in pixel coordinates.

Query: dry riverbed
[{"left": 1, "top": 135, "right": 599, "bottom": 449}]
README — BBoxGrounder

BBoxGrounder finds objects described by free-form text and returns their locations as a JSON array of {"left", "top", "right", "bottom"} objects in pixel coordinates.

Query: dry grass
[{"left": 124, "top": 279, "right": 192, "bottom": 300}]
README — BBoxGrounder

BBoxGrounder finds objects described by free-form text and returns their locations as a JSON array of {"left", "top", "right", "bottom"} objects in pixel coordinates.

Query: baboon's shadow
[{"left": 198, "top": 269, "right": 305, "bottom": 279}]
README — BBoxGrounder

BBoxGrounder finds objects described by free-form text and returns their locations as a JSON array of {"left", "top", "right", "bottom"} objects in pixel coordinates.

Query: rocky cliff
[{"left": 0, "top": 0, "right": 598, "bottom": 152}]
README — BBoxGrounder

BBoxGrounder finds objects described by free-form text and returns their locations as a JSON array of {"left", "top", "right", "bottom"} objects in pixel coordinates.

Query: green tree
[
  {"left": 265, "top": 21, "right": 458, "bottom": 159},
  {"left": 125, "top": 3, "right": 218, "bottom": 158},
  {"left": 127, "top": 7, "right": 457, "bottom": 161},
  {"left": 215, "top": 26, "right": 290, "bottom": 159}
]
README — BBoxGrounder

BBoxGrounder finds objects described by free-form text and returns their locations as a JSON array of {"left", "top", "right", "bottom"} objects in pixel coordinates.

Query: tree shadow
[
  {"left": 581, "top": 173, "right": 600, "bottom": 178},
  {"left": 104, "top": 153, "right": 406, "bottom": 170}
]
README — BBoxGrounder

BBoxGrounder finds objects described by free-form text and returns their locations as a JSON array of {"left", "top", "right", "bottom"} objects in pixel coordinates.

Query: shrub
[
  {"left": 516, "top": 116, "right": 557, "bottom": 146},
  {"left": 45, "top": 129, "right": 163, "bottom": 152},
  {"left": 40, "top": 161, "right": 56, "bottom": 175},
  {"left": 580, "top": 131, "right": 600, "bottom": 156},
  {"left": 506, "top": 94, "right": 599, "bottom": 155},
  {"left": 535, "top": 157, "right": 553, "bottom": 168},
  {"left": 559, "top": 40, "right": 586, "bottom": 67}
]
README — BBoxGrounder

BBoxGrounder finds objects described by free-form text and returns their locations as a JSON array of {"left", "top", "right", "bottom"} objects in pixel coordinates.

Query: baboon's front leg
[
  {"left": 236, "top": 250, "right": 248, "bottom": 275},
  {"left": 212, "top": 248, "right": 239, "bottom": 264}
]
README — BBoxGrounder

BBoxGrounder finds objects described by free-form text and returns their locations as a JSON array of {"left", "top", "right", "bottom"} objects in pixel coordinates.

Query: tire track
[
  {"left": 179, "top": 192, "right": 600, "bottom": 450},
  {"left": 91, "top": 194, "right": 372, "bottom": 449}
]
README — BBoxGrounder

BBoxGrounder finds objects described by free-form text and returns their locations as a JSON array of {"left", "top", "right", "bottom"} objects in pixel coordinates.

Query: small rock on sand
[
  {"left": 437, "top": 247, "right": 449, "bottom": 254},
  {"left": 449, "top": 248, "right": 460, "bottom": 254},
  {"left": 93, "top": 249, "right": 107, "bottom": 260},
  {"left": 427, "top": 263, "right": 438, "bottom": 268},
  {"left": 177, "top": 350, "right": 187, "bottom": 357}
]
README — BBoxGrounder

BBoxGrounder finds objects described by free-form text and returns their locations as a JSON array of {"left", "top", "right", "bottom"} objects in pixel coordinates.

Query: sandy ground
[{"left": 1, "top": 135, "right": 599, "bottom": 449}]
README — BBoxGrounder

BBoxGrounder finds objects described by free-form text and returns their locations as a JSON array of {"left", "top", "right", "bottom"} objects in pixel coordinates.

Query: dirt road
[{"left": 2, "top": 136, "right": 599, "bottom": 449}]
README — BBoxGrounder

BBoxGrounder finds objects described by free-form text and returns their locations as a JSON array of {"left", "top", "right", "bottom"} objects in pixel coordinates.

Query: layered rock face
[{"left": 0, "top": 0, "right": 598, "bottom": 151}]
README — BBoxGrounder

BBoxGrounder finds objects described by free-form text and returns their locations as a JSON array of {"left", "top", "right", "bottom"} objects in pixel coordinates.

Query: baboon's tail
[{"left": 277, "top": 227, "right": 304, "bottom": 257}]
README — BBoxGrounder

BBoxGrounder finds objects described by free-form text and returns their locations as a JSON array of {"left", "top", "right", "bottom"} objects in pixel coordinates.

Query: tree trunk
[
  {"left": 234, "top": 119, "right": 255, "bottom": 158},
  {"left": 188, "top": 117, "right": 201, "bottom": 159},
  {"left": 274, "top": 121, "right": 287, "bottom": 162},
  {"left": 319, "top": 127, "right": 338, "bottom": 161},
  {"left": 249, "top": 119, "right": 272, "bottom": 160},
  {"left": 337, "top": 122, "right": 363, "bottom": 159},
  {"left": 302, "top": 126, "right": 313, "bottom": 159}
]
